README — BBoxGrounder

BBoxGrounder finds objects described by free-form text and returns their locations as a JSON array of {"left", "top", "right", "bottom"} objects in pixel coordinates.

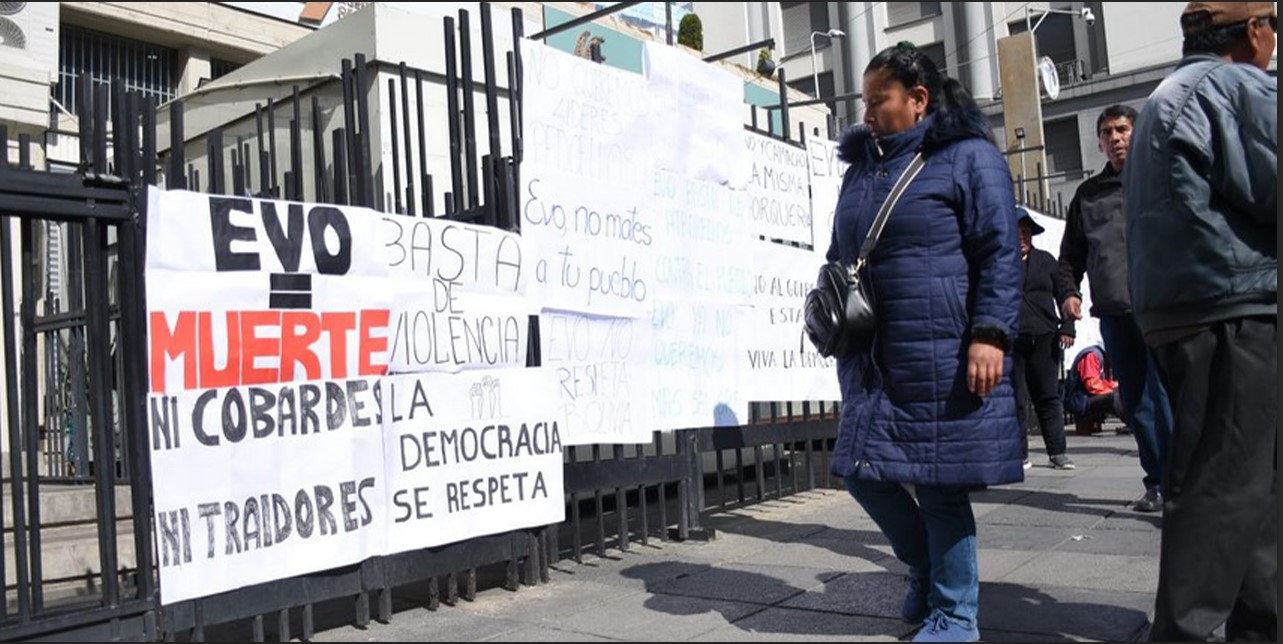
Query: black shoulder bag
[{"left": 803, "top": 153, "right": 926, "bottom": 359}]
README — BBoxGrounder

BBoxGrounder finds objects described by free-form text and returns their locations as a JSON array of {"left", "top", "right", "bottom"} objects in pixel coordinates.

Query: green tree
[{"left": 677, "top": 13, "right": 703, "bottom": 51}]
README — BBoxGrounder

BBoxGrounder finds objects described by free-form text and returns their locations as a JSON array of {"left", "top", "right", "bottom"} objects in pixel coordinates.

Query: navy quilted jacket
[{"left": 824, "top": 110, "right": 1024, "bottom": 487}]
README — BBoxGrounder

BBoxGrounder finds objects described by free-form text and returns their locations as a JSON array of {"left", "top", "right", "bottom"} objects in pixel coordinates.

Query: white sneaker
[{"left": 1022, "top": 459, "right": 1032, "bottom": 470}]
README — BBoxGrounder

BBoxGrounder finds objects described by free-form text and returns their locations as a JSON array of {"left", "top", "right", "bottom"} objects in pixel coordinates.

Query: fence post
[{"left": 672, "top": 429, "right": 715, "bottom": 541}]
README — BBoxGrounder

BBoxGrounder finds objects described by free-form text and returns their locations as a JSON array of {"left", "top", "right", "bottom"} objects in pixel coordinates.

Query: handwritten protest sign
[
  {"left": 148, "top": 378, "right": 386, "bottom": 604},
  {"left": 806, "top": 137, "right": 848, "bottom": 254},
  {"left": 383, "top": 368, "right": 564, "bottom": 554},
  {"left": 540, "top": 310, "right": 653, "bottom": 445},
  {"left": 641, "top": 42, "right": 750, "bottom": 188},
  {"left": 742, "top": 243, "right": 840, "bottom": 401},
  {"left": 519, "top": 39, "right": 657, "bottom": 318},
  {"left": 145, "top": 189, "right": 548, "bottom": 604},
  {"left": 745, "top": 131, "right": 813, "bottom": 245}
]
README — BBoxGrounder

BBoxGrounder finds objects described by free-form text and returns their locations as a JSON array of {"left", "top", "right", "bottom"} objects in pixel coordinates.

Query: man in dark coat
[{"left": 1057, "top": 105, "right": 1172, "bottom": 513}]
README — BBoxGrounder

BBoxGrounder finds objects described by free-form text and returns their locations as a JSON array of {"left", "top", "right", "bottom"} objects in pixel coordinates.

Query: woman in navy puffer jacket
[{"left": 825, "top": 43, "right": 1023, "bottom": 643}]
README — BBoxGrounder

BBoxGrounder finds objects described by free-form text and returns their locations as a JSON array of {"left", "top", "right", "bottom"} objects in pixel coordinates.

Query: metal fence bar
[
  {"left": 388, "top": 76, "right": 403, "bottom": 213},
  {"left": 614, "top": 444, "right": 629, "bottom": 551},
  {"left": 20, "top": 184, "right": 46, "bottom": 612},
  {"left": 1, "top": 137, "right": 34, "bottom": 623},
  {"left": 414, "top": 68, "right": 430, "bottom": 217},
  {"left": 341, "top": 60, "right": 359, "bottom": 205},
  {"left": 332, "top": 129, "right": 348, "bottom": 206},
  {"left": 312, "top": 95, "right": 329, "bottom": 204},
  {"left": 443, "top": 17, "right": 464, "bottom": 214},
  {"left": 457, "top": 9, "right": 479, "bottom": 212},
  {"left": 398, "top": 63, "right": 414, "bottom": 216},
  {"left": 85, "top": 215, "right": 122, "bottom": 607},
  {"left": 353, "top": 54, "right": 375, "bottom": 209},
  {"left": 266, "top": 98, "right": 278, "bottom": 197}
]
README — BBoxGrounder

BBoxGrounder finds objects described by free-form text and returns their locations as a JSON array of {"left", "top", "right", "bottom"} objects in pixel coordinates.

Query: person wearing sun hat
[
  {"left": 1011, "top": 207, "right": 1075, "bottom": 471},
  {"left": 1123, "top": 2, "right": 1277, "bottom": 641}
]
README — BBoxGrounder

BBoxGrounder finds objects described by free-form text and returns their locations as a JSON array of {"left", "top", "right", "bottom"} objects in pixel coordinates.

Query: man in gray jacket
[{"left": 1124, "top": 2, "right": 1277, "bottom": 641}]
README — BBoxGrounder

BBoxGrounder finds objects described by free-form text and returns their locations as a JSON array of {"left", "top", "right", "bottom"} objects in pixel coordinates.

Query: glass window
[
  {"left": 887, "top": 2, "right": 942, "bottom": 27},
  {"left": 54, "top": 23, "right": 176, "bottom": 116},
  {"left": 1044, "top": 118, "right": 1083, "bottom": 174},
  {"left": 1008, "top": 13, "right": 1076, "bottom": 65}
]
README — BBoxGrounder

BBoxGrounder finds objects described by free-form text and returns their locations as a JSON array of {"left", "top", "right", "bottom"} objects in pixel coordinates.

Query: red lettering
[
  {"left": 240, "top": 311, "right": 281, "bottom": 386},
  {"left": 149, "top": 311, "right": 197, "bottom": 394},
  {"left": 358, "top": 309, "right": 390, "bottom": 376},
  {"left": 321, "top": 312, "right": 356, "bottom": 379},
  {"left": 198, "top": 311, "right": 241, "bottom": 390},
  {"left": 149, "top": 308, "right": 388, "bottom": 390},
  {"left": 281, "top": 311, "right": 322, "bottom": 381}
]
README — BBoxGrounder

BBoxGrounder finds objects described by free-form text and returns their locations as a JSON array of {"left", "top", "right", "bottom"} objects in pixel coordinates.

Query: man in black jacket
[
  {"left": 1013, "top": 208, "right": 1074, "bottom": 470},
  {"left": 1058, "top": 105, "right": 1172, "bottom": 512}
]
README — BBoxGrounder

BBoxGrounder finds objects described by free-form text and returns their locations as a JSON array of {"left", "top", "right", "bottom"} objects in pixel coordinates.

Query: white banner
[
  {"left": 743, "top": 244, "right": 840, "bottom": 401},
  {"left": 519, "top": 39, "right": 657, "bottom": 318},
  {"left": 148, "top": 378, "right": 386, "bottom": 605},
  {"left": 540, "top": 311, "right": 654, "bottom": 445},
  {"left": 520, "top": 168, "right": 656, "bottom": 317},
  {"left": 146, "top": 188, "right": 550, "bottom": 604},
  {"left": 745, "top": 131, "right": 813, "bottom": 245},
  {"left": 648, "top": 299, "right": 751, "bottom": 430},
  {"left": 520, "top": 39, "right": 757, "bottom": 436},
  {"left": 806, "top": 138, "right": 848, "bottom": 254},
  {"left": 383, "top": 368, "right": 564, "bottom": 554},
  {"left": 641, "top": 41, "right": 750, "bottom": 188}
]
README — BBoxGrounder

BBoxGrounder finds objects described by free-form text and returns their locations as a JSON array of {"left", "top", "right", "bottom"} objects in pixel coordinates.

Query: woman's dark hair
[
  {"left": 866, "top": 42, "right": 978, "bottom": 118},
  {"left": 1180, "top": 10, "right": 1251, "bottom": 55},
  {"left": 865, "top": 42, "right": 989, "bottom": 147}
]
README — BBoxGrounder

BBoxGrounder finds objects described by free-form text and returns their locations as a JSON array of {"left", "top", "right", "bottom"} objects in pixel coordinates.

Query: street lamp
[
  {"left": 809, "top": 28, "right": 845, "bottom": 98},
  {"left": 1025, "top": 5, "right": 1095, "bottom": 34}
]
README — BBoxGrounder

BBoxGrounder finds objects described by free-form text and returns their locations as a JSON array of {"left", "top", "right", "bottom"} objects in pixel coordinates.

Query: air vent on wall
[
  {"left": 0, "top": 16, "right": 25, "bottom": 48},
  {"left": 0, "top": 2, "right": 28, "bottom": 50},
  {"left": 0, "top": 1, "right": 56, "bottom": 78}
]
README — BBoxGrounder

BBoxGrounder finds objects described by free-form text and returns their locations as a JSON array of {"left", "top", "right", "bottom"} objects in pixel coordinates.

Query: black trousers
[
  {"left": 1085, "top": 392, "right": 1119, "bottom": 420},
  {"left": 1149, "top": 317, "right": 1277, "bottom": 642},
  {"left": 1013, "top": 332, "right": 1068, "bottom": 458}
]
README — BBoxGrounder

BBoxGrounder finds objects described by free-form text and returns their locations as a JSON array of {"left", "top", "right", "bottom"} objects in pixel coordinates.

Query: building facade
[{"left": 766, "top": 1, "right": 1277, "bottom": 211}]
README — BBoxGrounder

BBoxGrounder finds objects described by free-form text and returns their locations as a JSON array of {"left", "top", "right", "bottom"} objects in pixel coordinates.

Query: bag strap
[{"left": 854, "top": 152, "right": 926, "bottom": 272}]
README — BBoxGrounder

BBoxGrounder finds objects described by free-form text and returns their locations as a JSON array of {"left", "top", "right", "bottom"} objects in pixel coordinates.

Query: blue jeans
[
  {"left": 1098, "top": 314, "right": 1173, "bottom": 492},
  {"left": 844, "top": 476, "right": 978, "bottom": 628}
]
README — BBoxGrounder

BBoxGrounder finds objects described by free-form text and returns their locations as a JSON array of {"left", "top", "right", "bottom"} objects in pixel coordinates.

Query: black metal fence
[
  {"left": 2, "top": 5, "right": 841, "bottom": 641},
  {"left": 1, "top": 71, "right": 158, "bottom": 640}
]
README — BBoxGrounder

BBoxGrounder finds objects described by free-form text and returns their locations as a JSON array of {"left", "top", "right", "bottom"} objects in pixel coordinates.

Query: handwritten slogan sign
[
  {"left": 383, "top": 368, "right": 563, "bottom": 554},
  {"left": 521, "top": 40, "right": 754, "bottom": 439},
  {"left": 641, "top": 42, "right": 750, "bottom": 188},
  {"left": 520, "top": 38, "right": 656, "bottom": 318},
  {"left": 745, "top": 131, "right": 813, "bottom": 245},
  {"left": 540, "top": 311, "right": 653, "bottom": 445},
  {"left": 807, "top": 137, "right": 848, "bottom": 255},
  {"left": 743, "top": 244, "right": 840, "bottom": 400},
  {"left": 145, "top": 189, "right": 559, "bottom": 604}
]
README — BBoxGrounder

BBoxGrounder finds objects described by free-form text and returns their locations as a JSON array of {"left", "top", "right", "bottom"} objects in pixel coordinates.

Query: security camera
[{"left": 1080, "top": 7, "right": 1096, "bottom": 27}]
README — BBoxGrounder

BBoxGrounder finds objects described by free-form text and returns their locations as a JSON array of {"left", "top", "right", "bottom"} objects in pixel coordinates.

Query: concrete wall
[
  {"left": 60, "top": 2, "right": 312, "bottom": 62},
  {"left": 1101, "top": 2, "right": 1185, "bottom": 75}
]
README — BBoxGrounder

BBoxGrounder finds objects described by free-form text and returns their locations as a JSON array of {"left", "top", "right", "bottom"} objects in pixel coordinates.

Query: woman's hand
[{"left": 967, "top": 338, "right": 1006, "bottom": 397}]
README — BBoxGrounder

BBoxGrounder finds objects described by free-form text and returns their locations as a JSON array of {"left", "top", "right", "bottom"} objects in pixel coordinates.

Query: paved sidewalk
[{"left": 315, "top": 432, "right": 1159, "bottom": 642}]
